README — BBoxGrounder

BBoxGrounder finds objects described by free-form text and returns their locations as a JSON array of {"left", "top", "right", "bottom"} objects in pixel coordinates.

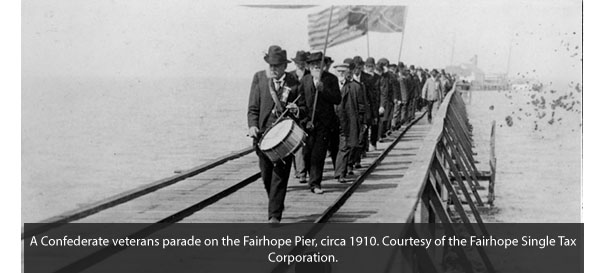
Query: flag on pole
[{"left": 307, "top": 5, "right": 407, "bottom": 50}]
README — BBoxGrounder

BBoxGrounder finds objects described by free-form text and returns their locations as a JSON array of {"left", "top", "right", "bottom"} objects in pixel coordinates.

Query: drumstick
[
  {"left": 247, "top": 94, "right": 303, "bottom": 139},
  {"left": 273, "top": 94, "right": 302, "bottom": 125}
]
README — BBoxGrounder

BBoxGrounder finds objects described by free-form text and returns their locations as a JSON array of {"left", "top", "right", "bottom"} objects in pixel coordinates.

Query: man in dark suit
[
  {"left": 376, "top": 58, "right": 398, "bottom": 141},
  {"left": 408, "top": 65, "right": 421, "bottom": 118},
  {"left": 288, "top": 50, "right": 310, "bottom": 183},
  {"left": 334, "top": 62, "right": 368, "bottom": 182},
  {"left": 299, "top": 52, "right": 342, "bottom": 194},
  {"left": 351, "top": 56, "right": 374, "bottom": 166},
  {"left": 247, "top": 45, "right": 307, "bottom": 223},
  {"left": 363, "top": 57, "right": 381, "bottom": 150}
]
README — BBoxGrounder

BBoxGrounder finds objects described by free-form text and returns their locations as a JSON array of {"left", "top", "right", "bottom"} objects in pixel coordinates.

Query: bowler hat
[
  {"left": 377, "top": 58, "right": 389, "bottom": 66},
  {"left": 365, "top": 57, "right": 375, "bottom": 66},
  {"left": 324, "top": 56, "right": 334, "bottom": 65},
  {"left": 306, "top": 52, "right": 323, "bottom": 63},
  {"left": 343, "top": 58, "right": 353, "bottom": 64},
  {"left": 264, "top": 45, "right": 291, "bottom": 65},
  {"left": 352, "top": 56, "right": 364, "bottom": 66},
  {"left": 398, "top": 62, "right": 405, "bottom": 69},
  {"left": 291, "top": 50, "right": 309, "bottom": 63}
]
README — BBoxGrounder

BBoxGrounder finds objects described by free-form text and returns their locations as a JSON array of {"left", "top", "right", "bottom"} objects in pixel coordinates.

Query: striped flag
[{"left": 307, "top": 5, "right": 407, "bottom": 50}]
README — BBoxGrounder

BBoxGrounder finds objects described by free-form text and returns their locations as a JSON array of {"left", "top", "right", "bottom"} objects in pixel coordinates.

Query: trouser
[
  {"left": 355, "top": 127, "right": 369, "bottom": 164},
  {"left": 256, "top": 147, "right": 292, "bottom": 221},
  {"left": 401, "top": 99, "right": 410, "bottom": 123},
  {"left": 370, "top": 122, "right": 379, "bottom": 147},
  {"left": 378, "top": 104, "right": 394, "bottom": 138},
  {"left": 362, "top": 127, "right": 369, "bottom": 152},
  {"left": 334, "top": 135, "right": 354, "bottom": 178},
  {"left": 327, "top": 127, "right": 340, "bottom": 170},
  {"left": 427, "top": 100, "right": 436, "bottom": 122},
  {"left": 392, "top": 103, "right": 402, "bottom": 129},
  {"left": 292, "top": 147, "right": 306, "bottom": 178},
  {"left": 304, "top": 126, "right": 331, "bottom": 189}
]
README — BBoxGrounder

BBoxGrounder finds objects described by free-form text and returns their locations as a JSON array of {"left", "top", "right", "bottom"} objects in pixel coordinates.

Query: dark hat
[
  {"left": 291, "top": 50, "right": 310, "bottom": 63},
  {"left": 398, "top": 62, "right": 405, "bottom": 69},
  {"left": 388, "top": 63, "right": 397, "bottom": 68},
  {"left": 365, "top": 57, "right": 375, "bottom": 65},
  {"left": 306, "top": 52, "right": 323, "bottom": 63},
  {"left": 264, "top": 45, "right": 291, "bottom": 65},
  {"left": 409, "top": 65, "right": 415, "bottom": 70},
  {"left": 377, "top": 58, "right": 389, "bottom": 66},
  {"left": 431, "top": 69, "right": 439, "bottom": 75},
  {"left": 343, "top": 58, "right": 353, "bottom": 64},
  {"left": 324, "top": 56, "right": 334, "bottom": 65},
  {"left": 352, "top": 56, "right": 364, "bottom": 66}
]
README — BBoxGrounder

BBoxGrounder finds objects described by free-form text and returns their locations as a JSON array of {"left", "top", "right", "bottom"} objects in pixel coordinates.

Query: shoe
[
  {"left": 355, "top": 163, "right": 362, "bottom": 169},
  {"left": 338, "top": 177, "right": 348, "bottom": 183},
  {"left": 268, "top": 217, "right": 280, "bottom": 224},
  {"left": 299, "top": 176, "right": 307, "bottom": 184},
  {"left": 311, "top": 187, "right": 324, "bottom": 194}
]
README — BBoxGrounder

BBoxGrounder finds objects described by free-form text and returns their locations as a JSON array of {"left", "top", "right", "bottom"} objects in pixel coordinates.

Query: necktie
[{"left": 274, "top": 80, "right": 283, "bottom": 90}]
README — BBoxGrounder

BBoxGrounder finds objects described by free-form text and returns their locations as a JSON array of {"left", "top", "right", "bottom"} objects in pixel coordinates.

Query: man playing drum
[{"left": 247, "top": 45, "right": 307, "bottom": 224}]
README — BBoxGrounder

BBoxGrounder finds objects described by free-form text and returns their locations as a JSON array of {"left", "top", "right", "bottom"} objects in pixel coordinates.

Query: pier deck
[{"left": 71, "top": 113, "right": 430, "bottom": 224}]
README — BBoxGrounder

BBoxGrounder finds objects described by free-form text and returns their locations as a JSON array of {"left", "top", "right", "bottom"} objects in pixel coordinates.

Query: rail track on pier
[{"left": 24, "top": 111, "right": 428, "bottom": 241}]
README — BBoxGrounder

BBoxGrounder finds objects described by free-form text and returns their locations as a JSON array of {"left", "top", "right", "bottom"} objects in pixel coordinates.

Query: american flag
[{"left": 307, "top": 6, "right": 407, "bottom": 50}]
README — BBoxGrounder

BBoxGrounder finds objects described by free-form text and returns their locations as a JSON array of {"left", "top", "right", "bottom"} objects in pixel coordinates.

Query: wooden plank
[{"left": 24, "top": 146, "right": 255, "bottom": 238}]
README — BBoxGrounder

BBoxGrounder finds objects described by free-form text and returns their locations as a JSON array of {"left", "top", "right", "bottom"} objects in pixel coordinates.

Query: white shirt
[
  {"left": 273, "top": 73, "right": 286, "bottom": 90},
  {"left": 353, "top": 73, "right": 361, "bottom": 83}
]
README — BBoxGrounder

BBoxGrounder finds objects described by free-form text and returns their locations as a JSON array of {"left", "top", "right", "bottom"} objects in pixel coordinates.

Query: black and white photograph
[{"left": 14, "top": 0, "right": 590, "bottom": 272}]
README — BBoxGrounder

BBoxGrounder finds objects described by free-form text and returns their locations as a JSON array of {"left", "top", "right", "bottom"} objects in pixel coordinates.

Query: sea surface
[
  {"left": 21, "top": 77, "right": 582, "bottom": 224},
  {"left": 22, "top": 76, "right": 252, "bottom": 223},
  {"left": 466, "top": 85, "right": 582, "bottom": 222}
]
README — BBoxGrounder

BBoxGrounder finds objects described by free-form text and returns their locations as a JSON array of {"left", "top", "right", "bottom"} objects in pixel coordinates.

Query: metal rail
[{"left": 32, "top": 112, "right": 429, "bottom": 273}]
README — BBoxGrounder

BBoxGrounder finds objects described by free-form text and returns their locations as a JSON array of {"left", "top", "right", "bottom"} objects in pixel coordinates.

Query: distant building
[{"left": 445, "top": 55, "right": 485, "bottom": 85}]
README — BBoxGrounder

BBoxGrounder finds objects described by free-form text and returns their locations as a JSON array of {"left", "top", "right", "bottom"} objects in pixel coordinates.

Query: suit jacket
[
  {"left": 337, "top": 80, "right": 367, "bottom": 147},
  {"left": 410, "top": 73, "right": 421, "bottom": 97},
  {"left": 421, "top": 76, "right": 444, "bottom": 102},
  {"left": 377, "top": 72, "right": 397, "bottom": 121},
  {"left": 358, "top": 72, "right": 379, "bottom": 122},
  {"left": 299, "top": 71, "right": 341, "bottom": 130},
  {"left": 388, "top": 71, "right": 402, "bottom": 102},
  {"left": 247, "top": 70, "right": 307, "bottom": 136}
]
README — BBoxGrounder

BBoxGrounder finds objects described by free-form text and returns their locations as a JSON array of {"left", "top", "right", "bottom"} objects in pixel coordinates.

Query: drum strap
[{"left": 268, "top": 79, "right": 285, "bottom": 115}]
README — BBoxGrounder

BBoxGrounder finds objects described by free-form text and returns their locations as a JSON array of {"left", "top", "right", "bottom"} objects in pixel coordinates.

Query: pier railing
[{"left": 388, "top": 87, "right": 497, "bottom": 273}]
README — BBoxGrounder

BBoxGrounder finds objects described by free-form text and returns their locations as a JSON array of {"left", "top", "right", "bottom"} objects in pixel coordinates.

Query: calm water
[
  {"left": 22, "top": 76, "right": 252, "bottom": 223},
  {"left": 466, "top": 85, "right": 582, "bottom": 222}
]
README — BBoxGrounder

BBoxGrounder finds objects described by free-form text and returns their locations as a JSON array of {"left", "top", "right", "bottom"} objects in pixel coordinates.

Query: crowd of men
[{"left": 247, "top": 45, "right": 457, "bottom": 223}]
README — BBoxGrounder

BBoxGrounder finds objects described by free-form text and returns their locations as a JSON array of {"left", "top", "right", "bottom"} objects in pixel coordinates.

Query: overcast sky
[{"left": 22, "top": 0, "right": 582, "bottom": 83}]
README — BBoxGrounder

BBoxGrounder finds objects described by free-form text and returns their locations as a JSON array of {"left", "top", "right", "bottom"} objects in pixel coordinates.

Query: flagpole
[
  {"left": 311, "top": 5, "right": 334, "bottom": 126},
  {"left": 397, "top": 7, "right": 408, "bottom": 62},
  {"left": 366, "top": 16, "right": 370, "bottom": 58},
  {"left": 320, "top": 6, "right": 334, "bottom": 71}
]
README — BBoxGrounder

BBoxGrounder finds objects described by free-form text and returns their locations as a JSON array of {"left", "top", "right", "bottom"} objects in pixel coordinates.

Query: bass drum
[{"left": 258, "top": 118, "right": 307, "bottom": 162}]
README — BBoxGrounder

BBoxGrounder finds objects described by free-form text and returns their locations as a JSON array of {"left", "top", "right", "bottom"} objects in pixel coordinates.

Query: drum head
[{"left": 259, "top": 119, "right": 294, "bottom": 150}]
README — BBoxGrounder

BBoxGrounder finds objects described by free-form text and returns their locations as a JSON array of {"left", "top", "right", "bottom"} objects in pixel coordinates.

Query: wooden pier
[{"left": 24, "top": 87, "right": 499, "bottom": 273}]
